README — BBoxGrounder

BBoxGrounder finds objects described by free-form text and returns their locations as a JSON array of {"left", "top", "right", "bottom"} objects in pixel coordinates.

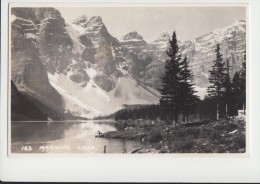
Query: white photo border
[{"left": 1, "top": 0, "right": 260, "bottom": 182}]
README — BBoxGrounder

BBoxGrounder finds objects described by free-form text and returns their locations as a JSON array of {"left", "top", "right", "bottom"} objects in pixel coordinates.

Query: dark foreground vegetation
[{"left": 103, "top": 118, "right": 246, "bottom": 153}]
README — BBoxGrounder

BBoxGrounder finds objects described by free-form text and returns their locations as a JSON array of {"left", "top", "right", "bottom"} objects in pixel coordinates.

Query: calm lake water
[{"left": 11, "top": 120, "right": 148, "bottom": 153}]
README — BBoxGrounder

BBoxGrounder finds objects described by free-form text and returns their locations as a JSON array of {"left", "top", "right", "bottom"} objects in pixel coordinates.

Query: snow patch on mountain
[
  {"left": 65, "top": 23, "right": 86, "bottom": 54},
  {"left": 48, "top": 73, "right": 102, "bottom": 118},
  {"left": 120, "top": 38, "right": 144, "bottom": 42},
  {"left": 70, "top": 22, "right": 86, "bottom": 35},
  {"left": 48, "top": 70, "right": 159, "bottom": 118},
  {"left": 116, "top": 63, "right": 130, "bottom": 76},
  {"left": 48, "top": 72, "right": 159, "bottom": 118},
  {"left": 85, "top": 67, "right": 97, "bottom": 78}
]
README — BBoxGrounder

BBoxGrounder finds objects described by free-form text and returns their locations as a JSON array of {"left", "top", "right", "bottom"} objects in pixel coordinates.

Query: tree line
[
  {"left": 115, "top": 31, "right": 246, "bottom": 123},
  {"left": 206, "top": 44, "right": 246, "bottom": 120}
]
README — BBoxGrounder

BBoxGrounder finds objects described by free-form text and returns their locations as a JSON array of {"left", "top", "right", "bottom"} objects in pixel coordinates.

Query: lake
[{"left": 11, "top": 120, "right": 149, "bottom": 154}]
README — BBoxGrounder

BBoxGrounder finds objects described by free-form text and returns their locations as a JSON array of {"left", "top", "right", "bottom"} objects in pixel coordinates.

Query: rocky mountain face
[
  {"left": 70, "top": 15, "right": 121, "bottom": 91},
  {"left": 180, "top": 20, "right": 246, "bottom": 87},
  {"left": 122, "top": 21, "right": 246, "bottom": 89},
  {"left": 10, "top": 7, "right": 246, "bottom": 119},
  {"left": 11, "top": 10, "right": 160, "bottom": 119},
  {"left": 149, "top": 32, "right": 171, "bottom": 60},
  {"left": 11, "top": 80, "right": 48, "bottom": 121},
  {"left": 141, "top": 32, "right": 171, "bottom": 90},
  {"left": 53, "top": 15, "right": 159, "bottom": 117},
  {"left": 11, "top": 8, "right": 65, "bottom": 119},
  {"left": 120, "top": 31, "right": 149, "bottom": 59},
  {"left": 69, "top": 15, "right": 155, "bottom": 90}
]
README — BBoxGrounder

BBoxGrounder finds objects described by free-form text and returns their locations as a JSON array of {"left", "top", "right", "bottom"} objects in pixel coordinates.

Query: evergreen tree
[
  {"left": 239, "top": 53, "right": 246, "bottom": 113},
  {"left": 222, "top": 59, "right": 233, "bottom": 118},
  {"left": 207, "top": 44, "right": 225, "bottom": 120},
  {"left": 179, "top": 55, "right": 199, "bottom": 122},
  {"left": 232, "top": 71, "right": 241, "bottom": 114},
  {"left": 159, "top": 31, "right": 182, "bottom": 124},
  {"left": 231, "top": 51, "right": 246, "bottom": 116}
]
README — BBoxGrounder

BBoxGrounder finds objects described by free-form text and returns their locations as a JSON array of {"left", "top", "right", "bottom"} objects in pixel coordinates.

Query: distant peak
[
  {"left": 152, "top": 32, "right": 170, "bottom": 43},
  {"left": 88, "top": 16, "right": 103, "bottom": 24},
  {"left": 121, "top": 31, "right": 144, "bottom": 41},
  {"left": 231, "top": 20, "right": 246, "bottom": 26},
  {"left": 237, "top": 20, "right": 246, "bottom": 23},
  {"left": 81, "top": 14, "right": 87, "bottom": 18},
  {"left": 72, "top": 15, "right": 103, "bottom": 26},
  {"left": 72, "top": 14, "right": 88, "bottom": 24},
  {"left": 158, "top": 32, "right": 170, "bottom": 38}
]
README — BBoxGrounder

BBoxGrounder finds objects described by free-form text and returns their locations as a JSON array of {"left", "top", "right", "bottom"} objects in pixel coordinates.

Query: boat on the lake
[{"left": 95, "top": 130, "right": 104, "bottom": 138}]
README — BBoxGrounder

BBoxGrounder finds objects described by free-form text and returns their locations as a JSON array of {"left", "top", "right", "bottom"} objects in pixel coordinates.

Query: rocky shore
[{"left": 103, "top": 118, "right": 246, "bottom": 153}]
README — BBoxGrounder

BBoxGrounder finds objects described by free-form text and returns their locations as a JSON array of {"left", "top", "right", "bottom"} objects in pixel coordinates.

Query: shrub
[
  {"left": 170, "top": 139, "right": 196, "bottom": 153},
  {"left": 214, "top": 122, "right": 238, "bottom": 132},
  {"left": 186, "top": 127, "right": 201, "bottom": 138},
  {"left": 232, "top": 134, "right": 246, "bottom": 149},
  {"left": 148, "top": 131, "right": 163, "bottom": 142}
]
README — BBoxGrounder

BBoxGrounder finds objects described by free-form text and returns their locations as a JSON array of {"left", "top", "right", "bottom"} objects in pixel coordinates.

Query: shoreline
[{"left": 102, "top": 118, "right": 246, "bottom": 153}]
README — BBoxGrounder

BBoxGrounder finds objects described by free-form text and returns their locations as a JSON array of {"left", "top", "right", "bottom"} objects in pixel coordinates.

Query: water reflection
[{"left": 11, "top": 120, "right": 148, "bottom": 153}]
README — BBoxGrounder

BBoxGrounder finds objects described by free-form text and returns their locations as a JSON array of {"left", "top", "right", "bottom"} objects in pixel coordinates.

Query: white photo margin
[{"left": 1, "top": 0, "right": 260, "bottom": 182}]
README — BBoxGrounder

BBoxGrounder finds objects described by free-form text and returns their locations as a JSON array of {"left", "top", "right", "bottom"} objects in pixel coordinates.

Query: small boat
[
  {"left": 95, "top": 130, "right": 104, "bottom": 138},
  {"left": 95, "top": 134, "right": 104, "bottom": 138}
]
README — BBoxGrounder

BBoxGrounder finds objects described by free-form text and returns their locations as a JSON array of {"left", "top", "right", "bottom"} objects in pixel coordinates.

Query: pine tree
[
  {"left": 239, "top": 52, "right": 246, "bottom": 114},
  {"left": 231, "top": 52, "right": 246, "bottom": 116},
  {"left": 222, "top": 59, "right": 233, "bottom": 118},
  {"left": 232, "top": 71, "right": 241, "bottom": 115},
  {"left": 207, "top": 44, "right": 225, "bottom": 120},
  {"left": 179, "top": 55, "right": 199, "bottom": 122},
  {"left": 159, "top": 31, "right": 182, "bottom": 124}
]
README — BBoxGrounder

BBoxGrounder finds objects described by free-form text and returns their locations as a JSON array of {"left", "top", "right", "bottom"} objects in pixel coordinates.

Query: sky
[{"left": 57, "top": 6, "right": 246, "bottom": 42}]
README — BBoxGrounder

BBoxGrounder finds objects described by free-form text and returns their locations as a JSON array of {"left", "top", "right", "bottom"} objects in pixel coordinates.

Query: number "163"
[{"left": 21, "top": 146, "right": 32, "bottom": 152}]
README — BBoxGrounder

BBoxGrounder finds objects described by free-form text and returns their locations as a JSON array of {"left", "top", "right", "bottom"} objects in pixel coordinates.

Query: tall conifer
[
  {"left": 240, "top": 53, "right": 246, "bottom": 113},
  {"left": 223, "top": 59, "right": 233, "bottom": 118},
  {"left": 159, "top": 31, "right": 182, "bottom": 124},
  {"left": 179, "top": 55, "right": 199, "bottom": 122},
  {"left": 207, "top": 44, "right": 225, "bottom": 120}
]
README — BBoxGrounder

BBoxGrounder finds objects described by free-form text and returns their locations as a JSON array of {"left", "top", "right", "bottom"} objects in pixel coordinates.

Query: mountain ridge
[{"left": 10, "top": 8, "right": 246, "bottom": 119}]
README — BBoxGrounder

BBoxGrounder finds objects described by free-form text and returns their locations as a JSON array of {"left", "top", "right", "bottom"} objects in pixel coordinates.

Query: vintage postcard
[{"left": 9, "top": 4, "right": 248, "bottom": 154}]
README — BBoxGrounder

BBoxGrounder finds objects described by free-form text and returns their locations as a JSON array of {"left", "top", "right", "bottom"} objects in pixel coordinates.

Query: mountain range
[{"left": 10, "top": 8, "right": 246, "bottom": 119}]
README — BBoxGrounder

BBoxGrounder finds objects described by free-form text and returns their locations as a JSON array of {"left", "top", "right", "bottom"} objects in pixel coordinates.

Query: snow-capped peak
[
  {"left": 88, "top": 16, "right": 103, "bottom": 25},
  {"left": 232, "top": 20, "right": 246, "bottom": 25},
  {"left": 121, "top": 31, "right": 144, "bottom": 42},
  {"left": 152, "top": 32, "right": 170, "bottom": 44},
  {"left": 72, "top": 15, "right": 104, "bottom": 30},
  {"left": 72, "top": 14, "right": 88, "bottom": 25},
  {"left": 213, "top": 20, "right": 245, "bottom": 34}
]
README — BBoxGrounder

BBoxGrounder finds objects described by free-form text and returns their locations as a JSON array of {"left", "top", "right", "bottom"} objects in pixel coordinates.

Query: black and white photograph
[{"left": 9, "top": 4, "right": 247, "bottom": 154}]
